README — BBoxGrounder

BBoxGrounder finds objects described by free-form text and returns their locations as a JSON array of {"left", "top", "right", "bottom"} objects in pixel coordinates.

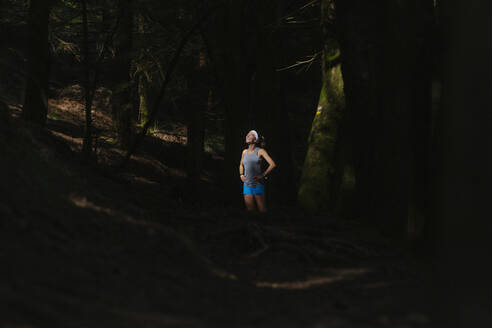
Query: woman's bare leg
[
  {"left": 244, "top": 195, "right": 256, "bottom": 211},
  {"left": 254, "top": 194, "right": 267, "bottom": 213}
]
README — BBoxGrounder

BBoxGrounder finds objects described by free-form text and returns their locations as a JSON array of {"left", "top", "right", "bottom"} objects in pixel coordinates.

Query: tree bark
[
  {"left": 433, "top": 0, "right": 492, "bottom": 325},
  {"left": 334, "top": 0, "right": 382, "bottom": 221},
  {"left": 335, "top": 0, "right": 432, "bottom": 238},
  {"left": 249, "top": 0, "right": 296, "bottom": 205},
  {"left": 204, "top": 1, "right": 250, "bottom": 204},
  {"left": 21, "top": 0, "right": 53, "bottom": 126},
  {"left": 298, "top": 63, "right": 344, "bottom": 213},
  {"left": 138, "top": 73, "right": 149, "bottom": 126},
  {"left": 136, "top": 13, "right": 149, "bottom": 126},
  {"left": 81, "top": 0, "right": 96, "bottom": 157},
  {"left": 0, "top": 100, "right": 9, "bottom": 130},
  {"left": 185, "top": 51, "right": 209, "bottom": 198},
  {"left": 376, "top": 0, "right": 433, "bottom": 239},
  {"left": 120, "top": 6, "right": 217, "bottom": 167},
  {"left": 375, "top": 0, "right": 417, "bottom": 237},
  {"left": 110, "top": 0, "right": 135, "bottom": 149},
  {"left": 298, "top": 0, "right": 345, "bottom": 213}
]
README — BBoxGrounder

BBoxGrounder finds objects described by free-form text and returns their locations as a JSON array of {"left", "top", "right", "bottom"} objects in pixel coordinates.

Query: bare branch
[
  {"left": 276, "top": 51, "right": 321, "bottom": 72},
  {"left": 119, "top": 5, "right": 221, "bottom": 167}
]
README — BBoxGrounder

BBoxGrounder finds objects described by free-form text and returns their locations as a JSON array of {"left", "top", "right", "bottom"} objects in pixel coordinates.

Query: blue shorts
[{"left": 243, "top": 183, "right": 265, "bottom": 195}]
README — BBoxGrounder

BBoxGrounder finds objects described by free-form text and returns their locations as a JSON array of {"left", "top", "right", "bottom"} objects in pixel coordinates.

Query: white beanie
[{"left": 249, "top": 130, "right": 259, "bottom": 141}]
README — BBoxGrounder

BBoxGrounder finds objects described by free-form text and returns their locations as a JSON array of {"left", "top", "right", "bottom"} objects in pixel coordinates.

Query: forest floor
[{"left": 1, "top": 86, "right": 433, "bottom": 327}]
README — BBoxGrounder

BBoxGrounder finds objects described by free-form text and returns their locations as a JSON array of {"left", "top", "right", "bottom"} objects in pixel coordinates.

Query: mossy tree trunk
[
  {"left": 136, "top": 13, "right": 150, "bottom": 126},
  {"left": 298, "top": 63, "right": 344, "bottom": 213},
  {"left": 110, "top": 0, "right": 135, "bottom": 149},
  {"left": 21, "top": 0, "right": 54, "bottom": 126},
  {"left": 298, "top": 0, "right": 345, "bottom": 213},
  {"left": 138, "top": 74, "right": 149, "bottom": 126}
]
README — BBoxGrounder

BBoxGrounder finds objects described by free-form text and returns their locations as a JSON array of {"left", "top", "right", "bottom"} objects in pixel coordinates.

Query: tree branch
[{"left": 119, "top": 5, "right": 221, "bottom": 167}]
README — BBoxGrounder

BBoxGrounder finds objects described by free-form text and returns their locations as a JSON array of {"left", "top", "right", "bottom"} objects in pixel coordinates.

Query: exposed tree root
[{"left": 202, "top": 217, "right": 382, "bottom": 266}]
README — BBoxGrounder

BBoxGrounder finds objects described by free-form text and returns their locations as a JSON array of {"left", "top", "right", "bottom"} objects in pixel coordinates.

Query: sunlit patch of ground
[
  {"left": 7, "top": 84, "right": 222, "bottom": 168},
  {"left": 152, "top": 130, "right": 187, "bottom": 145},
  {"left": 69, "top": 194, "right": 115, "bottom": 216},
  {"left": 7, "top": 102, "right": 22, "bottom": 117},
  {"left": 255, "top": 268, "right": 371, "bottom": 290},
  {"left": 48, "top": 97, "right": 84, "bottom": 123},
  {"left": 50, "top": 130, "right": 83, "bottom": 151},
  {"left": 132, "top": 176, "right": 160, "bottom": 185},
  {"left": 48, "top": 84, "right": 113, "bottom": 132}
]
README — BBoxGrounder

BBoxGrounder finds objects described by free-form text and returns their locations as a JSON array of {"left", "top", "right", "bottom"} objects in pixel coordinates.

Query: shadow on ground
[{"left": 0, "top": 107, "right": 432, "bottom": 328}]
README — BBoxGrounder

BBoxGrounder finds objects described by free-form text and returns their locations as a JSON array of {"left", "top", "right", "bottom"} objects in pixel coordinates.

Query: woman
[{"left": 239, "top": 130, "right": 276, "bottom": 212}]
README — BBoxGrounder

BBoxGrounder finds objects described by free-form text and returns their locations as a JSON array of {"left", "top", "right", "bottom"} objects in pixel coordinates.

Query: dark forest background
[{"left": 0, "top": 0, "right": 491, "bottom": 327}]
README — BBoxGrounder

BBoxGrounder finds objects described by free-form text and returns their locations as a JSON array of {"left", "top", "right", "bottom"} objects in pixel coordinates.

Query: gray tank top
[{"left": 243, "top": 148, "right": 262, "bottom": 186}]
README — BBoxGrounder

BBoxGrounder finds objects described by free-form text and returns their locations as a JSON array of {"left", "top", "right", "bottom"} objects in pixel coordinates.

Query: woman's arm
[
  {"left": 258, "top": 149, "right": 276, "bottom": 177},
  {"left": 239, "top": 149, "right": 246, "bottom": 182}
]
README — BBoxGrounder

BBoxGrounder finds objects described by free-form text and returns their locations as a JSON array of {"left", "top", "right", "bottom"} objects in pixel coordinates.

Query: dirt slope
[{"left": 0, "top": 97, "right": 432, "bottom": 328}]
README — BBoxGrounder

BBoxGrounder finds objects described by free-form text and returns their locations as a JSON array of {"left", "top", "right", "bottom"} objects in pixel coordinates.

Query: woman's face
[{"left": 245, "top": 131, "right": 257, "bottom": 144}]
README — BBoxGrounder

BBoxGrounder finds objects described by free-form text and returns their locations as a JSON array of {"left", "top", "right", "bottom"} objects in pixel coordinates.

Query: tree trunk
[
  {"left": 335, "top": 0, "right": 432, "bottom": 238},
  {"left": 298, "top": 63, "right": 344, "bottom": 213},
  {"left": 21, "top": 0, "right": 53, "bottom": 126},
  {"left": 409, "top": 0, "right": 435, "bottom": 241},
  {"left": 110, "top": 0, "right": 135, "bottom": 149},
  {"left": 373, "top": 0, "right": 417, "bottom": 238},
  {"left": 136, "top": 13, "right": 149, "bottom": 126},
  {"left": 334, "top": 0, "right": 382, "bottom": 221},
  {"left": 138, "top": 74, "right": 149, "bottom": 126},
  {"left": 186, "top": 51, "right": 209, "bottom": 198},
  {"left": 298, "top": 0, "right": 345, "bottom": 213},
  {"left": 206, "top": 0, "right": 293, "bottom": 205},
  {"left": 81, "top": 0, "right": 95, "bottom": 157},
  {"left": 0, "top": 100, "right": 9, "bottom": 130},
  {"left": 205, "top": 1, "right": 250, "bottom": 204},
  {"left": 433, "top": 0, "right": 492, "bottom": 325},
  {"left": 376, "top": 0, "right": 433, "bottom": 239},
  {"left": 249, "top": 0, "right": 296, "bottom": 205}
]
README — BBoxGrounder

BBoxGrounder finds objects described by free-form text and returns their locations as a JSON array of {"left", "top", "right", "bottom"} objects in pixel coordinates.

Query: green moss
[
  {"left": 47, "top": 110, "right": 63, "bottom": 121},
  {"left": 298, "top": 63, "right": 345, "bottom": 213},
  {"left": 138, "top": 74, "right": 149, "bottom": 125},
  {"left": 105, "top": 137, "right": 117, "bottom": 144}
]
